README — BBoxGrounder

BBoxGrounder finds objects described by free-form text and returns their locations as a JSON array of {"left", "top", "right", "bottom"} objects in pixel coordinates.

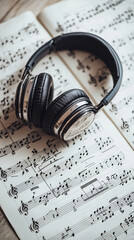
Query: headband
[{"left": 22, "top": 32, "right": 123, "bottom": 110}]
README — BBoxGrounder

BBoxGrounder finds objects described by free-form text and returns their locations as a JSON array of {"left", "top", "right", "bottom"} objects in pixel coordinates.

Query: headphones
[{"left": 15, "top": 32, "right": 123, "bottom": 141}]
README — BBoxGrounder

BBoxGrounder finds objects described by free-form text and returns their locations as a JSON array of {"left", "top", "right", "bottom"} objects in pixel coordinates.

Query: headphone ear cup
[
  {"left": 42, "top": 89, "right": 90, "bottom": 136},
  {"left": 28, "top": 73, "right": 54, "bottom": 128}
]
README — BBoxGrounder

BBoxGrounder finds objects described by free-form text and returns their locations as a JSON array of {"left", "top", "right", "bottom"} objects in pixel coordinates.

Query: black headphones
[{"left": 15, "top": 32, "right": 123, "bottom": 141}]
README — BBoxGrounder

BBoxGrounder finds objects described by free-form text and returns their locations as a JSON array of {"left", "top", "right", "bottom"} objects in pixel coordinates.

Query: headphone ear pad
[
  {"left": 42, "top": 89, "right": 90, "bottom": 136},
  {"left": 28, "top": 73, "right": 54, "bottom": 128}
]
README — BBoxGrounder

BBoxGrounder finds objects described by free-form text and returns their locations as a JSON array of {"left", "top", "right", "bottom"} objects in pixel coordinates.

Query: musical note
[
  {"left": 40, "top": 192, "right": 134, "bottom": 239},
  {"left": 109, "top": 94, "right": 134, "bottom": 115},
  {"left": 0, "top": 69, "right": 22, "bottom": 91},
  {"left": 55, "top": 0, "right": 128, "bottom": 34},
  {"left": 0, "top": 23, "right": 39, "bottom": 47},
  {"left": 17, "top": 164, "right": 131, "bottom": 220},
  {"left": 0, "top": 120, "right": 26, "bottom": 139},
  {"left": 0, "top": 3, "right": 134, "bottom": 240},
  {"left": 0, "top": 131, "right": 42, "bottom": 157},
  {"left": 1, "top": 104, "right": 15, "bottom": 120},
  {"left": 95, "top": 212, "right": 134, "bottom": 240}
]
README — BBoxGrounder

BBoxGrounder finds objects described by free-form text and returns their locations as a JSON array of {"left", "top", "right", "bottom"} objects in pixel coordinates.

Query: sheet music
[
  {"left": 39, "top": 0, "right": 134, "bottom": 149},
  {"left": 0, "top": 8, "right": 134, "bottom": 240}
]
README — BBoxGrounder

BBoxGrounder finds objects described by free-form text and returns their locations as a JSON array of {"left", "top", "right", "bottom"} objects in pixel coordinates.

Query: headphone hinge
[
  {"left": 94, "top": 101, "right": 105, "bottom": 113},
  {"left": 48, "top": 39, "right": 56, "bottom": 53},
  {"left": 49, "top": 34, "right": 64, "bottom": 53},
  {"left": 21, "top": 66, "right": 31, "bottom": 80}
]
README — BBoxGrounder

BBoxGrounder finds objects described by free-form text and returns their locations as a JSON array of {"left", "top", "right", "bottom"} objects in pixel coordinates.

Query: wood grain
[
  {"left": 0, "top": 0, "right": 61, "bottom": 23},
  {"left": 0, "top": 209, "right": 18, "bottom": 240},
  {"left": 0, "top": 0, "right": 60, "bottom": 239}
]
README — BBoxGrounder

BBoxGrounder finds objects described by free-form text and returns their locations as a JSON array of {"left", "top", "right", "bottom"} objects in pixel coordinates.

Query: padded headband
[{"left": 22, "top": 32, "right": 123, "bottom": 108}]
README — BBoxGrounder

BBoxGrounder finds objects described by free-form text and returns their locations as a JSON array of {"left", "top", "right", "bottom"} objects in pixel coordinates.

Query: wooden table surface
[{"left": 0, "top": 1, "right": 61, "bottom": 239}]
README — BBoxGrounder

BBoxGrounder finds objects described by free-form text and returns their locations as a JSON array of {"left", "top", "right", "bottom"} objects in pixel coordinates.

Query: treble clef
[
  {"left": 110, "top": 102, "right": 118, "bottom": 114},
  {"left": 29, "top": 218, "right": 39, "bottom": 233},
  {"left": 0, "top": 168, "right": 7, "bottom": 181},
  {"left": 121, "top": 118, "right": 129, "bottom": 131},
  {"left": 8, "top": 184, "right": 18, "bottom": 198},
  {"left": 18, "top": 201, "right": 28, "bottom": 215}
]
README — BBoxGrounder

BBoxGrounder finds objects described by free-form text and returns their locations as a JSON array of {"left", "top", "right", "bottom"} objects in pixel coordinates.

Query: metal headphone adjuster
[
  {"left": 48, "top": 39, "right": 56, "bottom": 54},
  {"left": 48, "top": 34, "right": 65, "bottom": 54},
  {"left": 21, "top": 66, "right": 32, "bottom": 81}
]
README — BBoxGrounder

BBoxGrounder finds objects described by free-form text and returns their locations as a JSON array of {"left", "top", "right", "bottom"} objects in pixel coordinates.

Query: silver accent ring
[
  {"left": 63, "top": 110, "right": 95, "bottom": 141},
  {"left": 18, "top": 77, "right": 28, "bottom": 119},
  {"left": 23, "top": 77, "right": 34, "bottom": 121},
  {"left": 54, "top": 100, "right": 90, "bottom": 135}
]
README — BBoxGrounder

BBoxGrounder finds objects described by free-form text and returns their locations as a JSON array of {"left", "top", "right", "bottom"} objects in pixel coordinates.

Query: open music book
[{"left": 0, "top": 0, "right": 134, "bottom": 240}]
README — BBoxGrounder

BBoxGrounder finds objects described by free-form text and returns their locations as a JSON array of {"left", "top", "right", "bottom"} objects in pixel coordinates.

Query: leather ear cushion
[
  {"left": 42, "top": 89, "right": 89, "bottom": 135},
  {"left": 31, "top": 73, "right": 54, "bottom": 128},
  {"left": 15, "top": 81, "right": 22, "bottom": 119},
  {"left": 27, "top": 75, "right": 38, "bottom": 123},
  {"left": 20, "top": 76, "right": 29, "bottom": 120}
]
